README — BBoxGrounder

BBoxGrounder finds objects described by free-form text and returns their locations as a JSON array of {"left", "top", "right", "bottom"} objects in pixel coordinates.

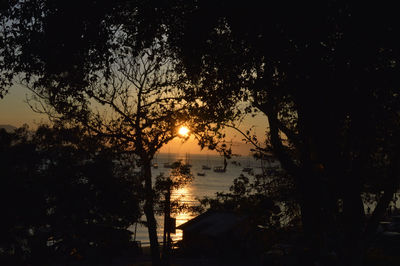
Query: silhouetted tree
[
  {"left": 5, "top": 1, "right": 400, "bottom": 264},
  {"left": 199, "top": 169, "right": 295, "bottom": 228},
  {"left": 28, "top": 37, "right": 199, "bottom": 264},
  {"left": 0, "top": 126, "right": 46, "bottom": 265},
  {"left": 0, "top": 0, "right": 170, "bottom": 98},
  {"left": 1, "top": 2, "right": 235, "bottom": 263},
  {"left": 167, "top": 2, "right": 400, "bottom": 265},
  {"left": 0, "top": 125, "right": 141, "bottom": 265},
  {"left": 154, "top": 160, "right": 193, "bottom": 264}
]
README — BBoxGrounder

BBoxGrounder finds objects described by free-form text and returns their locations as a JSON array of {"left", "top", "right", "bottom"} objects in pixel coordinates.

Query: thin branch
[{"left": 220, "top": 122, "right": 267, "bottom": 152}]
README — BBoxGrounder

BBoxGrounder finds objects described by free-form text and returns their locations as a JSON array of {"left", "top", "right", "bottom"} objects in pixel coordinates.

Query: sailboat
[
  {"left": 181, "top": 153, "right": 192, "bottom": 173},
  {"left": 163, "top": 149, "right": 172, "bottom": 168},
  {"left": 242, "top": 166, "right": 252, "bottom": 173},
  {"left": 202, "top": 164, "right": 211, "bottom": 170},
  {"left": 213, "top": 166, "right": 225, "bottom": 173},
  {"left": 242, "top": 158, "right": 253, "bottom": 173},
  {"left": 213, "top": 156, "right": 227, "bottom": 173},
  {"left": 152, "top": 154, "right": 159, "bottom": 169},
  {"left": 183, "top": 153, "right": 192, "bottom": 168},
  {"left": 202, "top": 154, "right": 211, "bottom": 170}
]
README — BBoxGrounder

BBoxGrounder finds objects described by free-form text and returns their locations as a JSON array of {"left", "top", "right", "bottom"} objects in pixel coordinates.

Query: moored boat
[
  {"left": 213, "top": 166, "right": 225, "bottom": 173},
  {"left": 202, "top": 165, "right": 211, "bottom": 170},
  {"left": 242, "top": 167, "right": 253, "bottom": 173}
]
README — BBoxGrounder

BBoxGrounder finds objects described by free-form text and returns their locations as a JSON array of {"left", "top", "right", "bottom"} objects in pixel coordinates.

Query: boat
[
  {"left": 183, "top": 153, "right": 192, "bottom": 168},
  {"left": 242, "top": 167, "right": 253, "bottom": 173},
  {"left": 202, "top": 154, "right": 211, "bottom": 170},
  {"left": 197, "top": 172, "right": 206, "bottom": 176},
  {"left": 164, "top": 149, "right": 172, "bottom": 168},
  {"left": 231, "top": 160, "right": 241, "bottom": 166},
  {"left": 181, "top": 163, "right": 191, "bottom": 174},
  {"left": 152, "top": 154, "right": 159, "bottom": 169},
  {"left": 242, "top": 158, "right": 253, "bottom": 173},
  {"left": 213, "top": 155, "right": 228, "bottom": 173},
  {"left": 213, "top": 166, "right": 225, "bottom": 173}
]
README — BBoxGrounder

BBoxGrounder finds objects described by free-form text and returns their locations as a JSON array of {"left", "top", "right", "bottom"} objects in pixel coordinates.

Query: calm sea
[
  {"left": 129, "top": 153, "right": 400, "bottom": 245},
  {"left": 129, "top": 153, "right": 276, "bottom": 245}
]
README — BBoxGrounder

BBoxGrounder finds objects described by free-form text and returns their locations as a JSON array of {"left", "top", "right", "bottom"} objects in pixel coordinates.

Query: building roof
[{"left": 176, "top": 210, "right": 247, "bottom": 237}]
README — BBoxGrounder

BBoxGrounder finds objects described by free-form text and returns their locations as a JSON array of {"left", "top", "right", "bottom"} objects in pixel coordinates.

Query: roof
[{"left": 176, "top": 210, "right": 247, "bottom": 237}]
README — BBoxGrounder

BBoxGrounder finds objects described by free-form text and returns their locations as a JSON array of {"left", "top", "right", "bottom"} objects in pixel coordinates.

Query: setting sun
[{"left": 178, "top": 126, "right": 190, "bottom": 137}]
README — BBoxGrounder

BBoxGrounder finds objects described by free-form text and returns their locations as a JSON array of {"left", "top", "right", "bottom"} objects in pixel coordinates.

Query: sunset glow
[{"left": 178, "top": 126, "right": 190, "bottom": 137}]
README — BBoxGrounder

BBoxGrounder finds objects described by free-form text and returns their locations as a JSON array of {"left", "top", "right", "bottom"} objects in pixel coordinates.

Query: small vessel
[
  {"left": 152, "top": 163, "right": 158, "bottom": 169},
  {"left": 213, "top": 166, "right": 225, "bottom": 173},
  {"left": 183, "top": 153, "right": 192, "bottom": 168},
  {"left": 242, "top": 167, "right": 253, "bottom": 173},
  {"left": 163, "top": 149, "right": 172, "bottom": 168},
  {"left": 231, "top": 160, "right": 241, "bottom": 166},
  {"left": 197, "top": 172, "right": 206, "bottom": 176},
  {"left": 181, "top": 164, "right": 191, "bottom": 173},
  {"left": 242, "top": 158, "right": 253, "bottom": 173},
  {"left": 202, "top": 154, "right": 211, "bottom": 170},
  {"left": 202, "top": 165, "right": 211, "bottom": 170}
]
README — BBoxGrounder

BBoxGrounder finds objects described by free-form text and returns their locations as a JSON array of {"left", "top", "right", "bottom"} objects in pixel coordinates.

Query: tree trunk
[
  {"left": 341, "top": 189, "right": 365, "bottom": 266},
  {"left": 162, "top": 189, "right": 171, "bottom": 266},
  {"left": 143, "top": 162, "right": 161, "bottom": 266},
  {"left": 345, "top": 154, "right": 400, "bottom": 266},
  {"left": 266, "top": 110, "right": 326, "bottom": 262}
]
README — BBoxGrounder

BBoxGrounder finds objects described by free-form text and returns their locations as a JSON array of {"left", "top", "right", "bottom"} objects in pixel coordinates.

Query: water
[
  {"left": 129, "top": 153, "right": 278, "bottom": 245},
  {"left": 128, "top": 153, "right": 400, "bottom": 246}
]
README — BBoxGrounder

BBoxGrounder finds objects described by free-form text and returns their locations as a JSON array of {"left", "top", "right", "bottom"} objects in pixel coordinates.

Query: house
[{"left": 176, "top": 210, "right": 251, "bottom": 256}]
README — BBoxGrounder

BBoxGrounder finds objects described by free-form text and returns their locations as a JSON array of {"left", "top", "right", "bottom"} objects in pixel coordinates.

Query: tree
[
  {"left": 194, "top": 163, "right": 299, "bottom": 260},
  {"left": 166, "top": 2, "right": 400, "bottom": 265},
  {"left": 6, "top": 1, "right": 400, "bottom": 264},
  {"left": 0, "top": 126, "right": 46, "bottom": 265},
  {"left": 0, "top": 0, "right": 168, "bottom": 98},
  {"left": 198, "top": 168, "right": 296, "bottom": 227},
  {"left": 1, "top": 2, "right": 234, "bottom": 263},
  {"left": 0, "top": 124, "right": 141, "bottom": 265},
  {"left": 28, "top": 37, "right": 199, "bottom": 264},
  {"left": 154, "top": 160, "right": 193, "bottom": 264}
]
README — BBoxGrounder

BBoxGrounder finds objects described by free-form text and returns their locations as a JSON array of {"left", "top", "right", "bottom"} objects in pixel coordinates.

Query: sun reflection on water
[{"left": 169, "top": 186, "right": 196, "bottom": 242}]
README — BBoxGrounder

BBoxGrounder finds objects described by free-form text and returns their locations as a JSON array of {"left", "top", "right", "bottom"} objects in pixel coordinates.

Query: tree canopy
[
  {"left": 0, "top": 0, "right": 169, "bottom": 97},
  {"left": 2, "top": 1, "right": 400, "bottom": 265},
  {"left": 0, "top": 125, "right": 141, "bottom": 265},
  {"left": 165, "top": 1, "right": 400, "bottom": 265}
]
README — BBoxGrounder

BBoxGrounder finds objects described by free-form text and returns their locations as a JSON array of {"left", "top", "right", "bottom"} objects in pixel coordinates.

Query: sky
[
  {"left": 0, "top": 84, "right": 49, "bottom": 127},
  {"left": 0, "top": 85, "right": 269, "bottom": 156}
]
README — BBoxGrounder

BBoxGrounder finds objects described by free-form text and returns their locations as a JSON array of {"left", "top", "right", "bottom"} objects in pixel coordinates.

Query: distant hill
[{"left": 0, "top": 124, "right": 17, "bottom": 132}]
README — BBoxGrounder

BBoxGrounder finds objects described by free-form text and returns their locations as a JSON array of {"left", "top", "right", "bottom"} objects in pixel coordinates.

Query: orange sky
[
  {"left": 0, "top": 85, "right": 268, "bottom": 156},
  {"left": 0, "top": 85, "right": 49, "bottom": 127},
  {"left": 159, "top": 134, "right": 260, "bottom": 156}
]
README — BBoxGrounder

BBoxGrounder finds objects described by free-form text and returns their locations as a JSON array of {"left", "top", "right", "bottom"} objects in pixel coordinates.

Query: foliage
[
  {"left": 29, "top": 38, "right": 192, "bottom": 159},
  {"left": 4, "top": 1, "right": 400, "bottom": 264},
  {"left": 166, "top": 1, "right": 400, "bottom": 264},
  {"left": 24, "top": 24, "right": 239, "bottom": 263},
  {"left": 154, "top": 160, "right": 194, "bottom": 216},
  {"left": 0, "top": 125, "right": 141, "bottom": 265},
  {"left": 0, "top": 0, "right": 168, "bottom": 98},
  {"left": 1, "top": 0, "right": 238, "bottom": 157},
  {"left": 4, "top": 11, "right": 235, "bottom": 262},
  {"left": 198, "top": 166, "right": 298, "bottom": 229}
]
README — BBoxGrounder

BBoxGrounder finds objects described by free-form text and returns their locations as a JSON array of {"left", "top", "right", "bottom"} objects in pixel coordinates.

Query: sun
[{"left": 178, "top": 126, "right": 190, "bottom": 137}]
